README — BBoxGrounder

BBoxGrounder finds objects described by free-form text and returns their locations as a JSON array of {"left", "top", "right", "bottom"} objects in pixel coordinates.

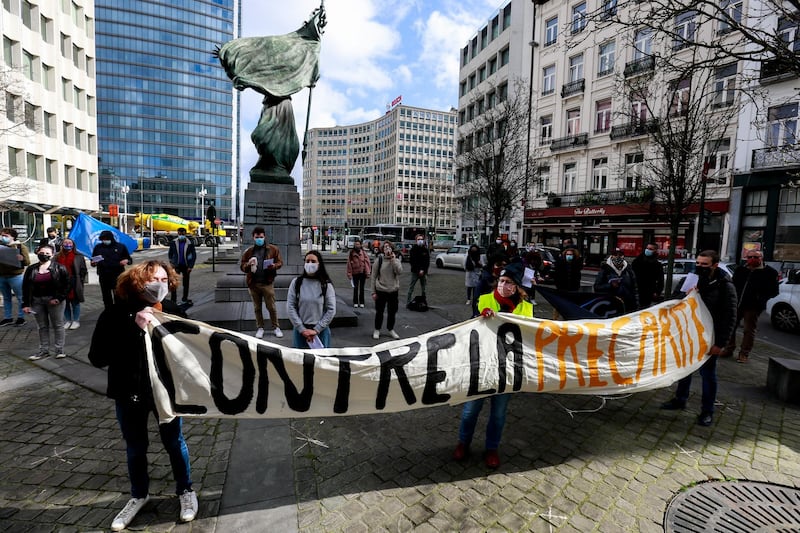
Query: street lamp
[
  {"left": 198, "top": 187, "right": 208, "bottom": 233},
  {"left": 120, "top": 183, "right": 130, "bottom": 234}
]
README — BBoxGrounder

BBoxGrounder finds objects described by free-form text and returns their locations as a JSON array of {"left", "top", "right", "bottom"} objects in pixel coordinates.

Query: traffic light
[{"left": 702, "top": 209, "right": 712, "bottom": 225}]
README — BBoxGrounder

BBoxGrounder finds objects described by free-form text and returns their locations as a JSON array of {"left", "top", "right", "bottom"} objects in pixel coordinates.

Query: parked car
[
  {"left": 435, "top": 245, "right": 485, "bottom": 271},
  {"left": 529, "top": 246, "right": 560, "bottom": 284},
  {"left": 767, "top": 269, "right": 800, "bottom": 333},
  {"left": 660, "top": 258, "right": 735, "bottom": 294}
]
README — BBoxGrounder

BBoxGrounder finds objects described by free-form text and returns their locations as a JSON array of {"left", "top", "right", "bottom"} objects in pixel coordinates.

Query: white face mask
[
  {"left": 417, "top": 239, "right": 424, "bottom": 246},
  {"left": 304, "top": 262, "right": 319, "bottom": 275},
  {"left": 142, "top": 281, "right": 169, "bottom": 303}
]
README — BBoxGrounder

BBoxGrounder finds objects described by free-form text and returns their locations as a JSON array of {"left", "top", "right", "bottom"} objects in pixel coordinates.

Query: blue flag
[
  {"left": 535, "top": 285, "right": 627, "bottom": 320},
  {"left": 68, "top": 213, "right": 138, "bottom": 257}
]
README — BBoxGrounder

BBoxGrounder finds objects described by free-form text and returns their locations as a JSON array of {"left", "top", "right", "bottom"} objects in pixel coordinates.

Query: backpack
[{"left": 407, "top": 294, "right": 428, "bottom": 312}]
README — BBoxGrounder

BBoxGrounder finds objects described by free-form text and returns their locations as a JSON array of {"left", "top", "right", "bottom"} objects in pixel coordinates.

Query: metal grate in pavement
[{"left": 664, "top": 481, "right": 800, "bottom": 532}]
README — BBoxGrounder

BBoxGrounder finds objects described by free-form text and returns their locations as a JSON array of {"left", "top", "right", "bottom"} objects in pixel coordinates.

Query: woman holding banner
[
  {"left": 287, "top": 251, "right": 336, "bottom": 349},
  {"left": 453, "top": 262, "right": 533, "bottom": 469},
  {"left": 88, "top": 260, "right": 198, "bottom": 531}
]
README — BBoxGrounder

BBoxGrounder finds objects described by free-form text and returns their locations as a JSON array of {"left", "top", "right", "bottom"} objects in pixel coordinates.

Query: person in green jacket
[{"left": 452, "top": 262, "right": 533, "bottom": 469}]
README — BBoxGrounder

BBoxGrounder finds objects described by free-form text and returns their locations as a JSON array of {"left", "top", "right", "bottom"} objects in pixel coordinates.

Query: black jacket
[
  {"left": 409, "top": 244, "right": 430, "bottom": 274},
  {"left": 698, "top": 267, "right": 738, "bottom": 348},
  {"left": 731, "top": 264, "right": 780, "bottom": 312},
  {"left": 168, "top": 238, "right": 197, "bottom": 269},
  {"left": 594, "top": 261, "right": 639, "bottom": 312},
  {"left": 89, "top": 298, "right": 185, "bottom": 404},
  {"left": 91, "top": 241, "right": 132, "bottom": 277},
  {"left": 631, "top": 254, "right": 665, "bottom": 305},
  {"left": 21, "top": 261, "right": 69, "bottom": 307},
  {"left": 553, "top": 256, "right": 583, "bottom": 291}
]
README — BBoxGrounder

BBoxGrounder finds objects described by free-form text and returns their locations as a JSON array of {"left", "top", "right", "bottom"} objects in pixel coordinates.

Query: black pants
[
  {"left": 352, "top": 272, "right": 367, "bottom": 306},
  {"left": 99, "top": 273, "right": 121, "bottom": 309},
  {"left": 374, "top": 290, "right": 398, "bottom": 330},
  {"left": 170, "top": 264, "right": 191, "bottom": 302}
]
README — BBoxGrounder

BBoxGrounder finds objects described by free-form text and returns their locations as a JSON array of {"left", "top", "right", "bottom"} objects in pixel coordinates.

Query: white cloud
[{"left": 415, "top": 8, "right": 484, "bottom": 91}]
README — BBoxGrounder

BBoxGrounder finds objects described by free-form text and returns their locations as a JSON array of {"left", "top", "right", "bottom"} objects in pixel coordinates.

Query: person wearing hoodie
[
  {"left": 91, "top": 230, "right": 132, "bottom": 309},
  {"left": 0, "top": 227, "right": 31, "bottom": 327},
  {"left": 594, "top": 248, "right": 639, "bottom": 313}
]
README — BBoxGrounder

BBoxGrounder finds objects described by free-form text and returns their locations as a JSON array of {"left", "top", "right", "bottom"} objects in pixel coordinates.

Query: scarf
[
  {"left": 607, "top": 256, "right": 626, "bottom": 275},
  {"left": 57, "top": 251, "right": 75, "bottom": 276},
  {"left": 493, "top": 288, "right": 519, "bottom": 313},
  {"left": 152, "top": 301, "right": 163, "bottom": 311}
]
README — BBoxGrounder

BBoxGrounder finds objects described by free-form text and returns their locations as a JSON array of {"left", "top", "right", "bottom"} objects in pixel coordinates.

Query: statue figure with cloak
[{"left": 215, "top": 3, "right": 326, "bottom": 184}]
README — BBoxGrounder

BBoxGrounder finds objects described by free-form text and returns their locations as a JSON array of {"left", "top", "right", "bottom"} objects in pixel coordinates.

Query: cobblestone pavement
[{"left": 1, "top": 246, "right": 799, "bottom": 531}]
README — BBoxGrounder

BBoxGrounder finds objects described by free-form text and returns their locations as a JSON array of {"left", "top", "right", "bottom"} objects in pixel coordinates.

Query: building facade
[
  {"left": 94, "top": 0, "right": 238, "bottom": 224},
  {"left": 301, "top": 103, "right": 458, "bottom": 240},
  {"left": 1, "top": 0, "right": 98, "bottom": 237}
]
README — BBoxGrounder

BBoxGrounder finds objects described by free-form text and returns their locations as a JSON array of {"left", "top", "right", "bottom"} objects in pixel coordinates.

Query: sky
[{"left": 238, "top": 0, "right": 506, "bottom": 188}]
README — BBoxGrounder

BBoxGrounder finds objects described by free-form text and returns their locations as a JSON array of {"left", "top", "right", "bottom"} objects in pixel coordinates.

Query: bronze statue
[{"left": 215, "top": 3, "right": 326, "bottom": 184}]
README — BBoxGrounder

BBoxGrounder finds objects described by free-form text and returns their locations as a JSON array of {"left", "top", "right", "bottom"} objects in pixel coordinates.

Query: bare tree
[
  {"left": 0, "top": 65, "right": 37, "bottom": 202},
  {"left": 455, "top": 79, "right": 535, "bottom": 240},
  {"left": 611, "top": 43, "right": 741, "bottom": 288},
  {"left": 579, "top": 1, "right": 800, "bottom": 76}
]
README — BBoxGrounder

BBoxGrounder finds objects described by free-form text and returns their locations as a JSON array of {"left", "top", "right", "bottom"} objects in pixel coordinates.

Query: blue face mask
[
  {"left": 644, "top": 249, "right": 655, "bottom": 257},
  {"left": 177, "top": 235, "right": 186, "bottom": 240},
  {"left": 254, "top": 237, "right": 265, "bottom": 246},
  {"left": 565, "top": 255, "right": 574, "bottom": 262}
]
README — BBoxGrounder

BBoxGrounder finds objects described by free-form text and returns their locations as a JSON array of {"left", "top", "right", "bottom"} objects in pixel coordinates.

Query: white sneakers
[
  {"left": 64, "top": 321, "right": 71, "bottom": 329},
  {"left": 255, "top": 327, "right": 264, "bottom": 339},
  {"left": 55, "top": 353, "right": 67, "bottom": 359},
  {"left": 274, "top": 327, "right": 284, "bottom": 338},
  {"left": 389, "top": 330, "right": 400, "bottom": 339},
  {"left": 70, "top": 321, "right": 80, "bottom": 329},
  {"left": 111, "top": 495, "right": 150, "bottom": 531},
  {"left": 179, "top": 489, "right": 199, "bottom": 522},
  {"left": 372, "top": 330, "right": 380, "bottom": 340},
  {"left": 110, "top": 491, "right": 197, "bottom": 531}
]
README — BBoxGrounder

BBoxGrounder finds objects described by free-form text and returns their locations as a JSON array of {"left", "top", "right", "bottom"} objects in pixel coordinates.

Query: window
[
  {"left": 545, "top": 17, "right": 558, "bottom": 46},
  {"left": 64, "top": 164, "right": 73, "bottom": 187},
  {"left": 487, "top": 92, "right": 496, "bottom": 109},
  {"left": 719, "top": 0, "right": 743, "bottom": 33},
  {"left": 27, "top": 152, "right": 39, "bottom": 180},
  {"left": 40, "top": 15, "right": 52, "bottom": 43},
  {"left": 42, "top": 63, "right": 54, "bottom": 91},
  {"left": 480, "top": 27, "right": 488, "bottom": 50},
  {"left": 538, "top": 166, "right": 551, "bottom": 195},
  {"left": 625, "top": 153, "right": 644, "bottom": 189},
  {"left": 87, "top": 95, "right": 95, "bottom": 116},
  {"left": 503, "top": 4, "right": 511, "bottom": 29},
  {"left": 674, "top": 11, "right": 696, "bottom": 49},
  {"left": 714, "top": 63, "right": 737, "bottom": 107},
  {"left": 75, "top": 128, "right": 84, "bottom": 150},
  {"left": 595, "top": 99, "right": 612, "bottom": 133},
  {"left": 460, "top": 81, "right": 467, "bottom": 97},
  {"left": 598, "top": 41, "right": 615, "bottom": 76},
  {"left": 633, "top": 28, "right": 652, "bottom": 60},
  {"left": 491, "top": 16, "right": 499, "bottom": 40},
  {"left": 21, "top": 0, "right": 33, "bottom": 30},
  {"left": 498, "top": 82, "right": 508, "bottom": 100},
  {"left": 22, "top": 50, "right": 35, "bottom": 81},
  {"left": 540, "top": 115, "right": 553, "bottom": 143},
  {"left": 572, "top": 3, "right": 587, "bottom": 34},
  {"left": 542, "top": 65, "right": 556, "bottom": 95},
  {"left": 778, "top": 17, "right": 799, "bottom": 51},
  {"left": 563, "top": 163, "right": 577, "bottom": 193},
  {"left": 468, "top": 73, "right": 476, "bottom": 90},
  {"left": 471, "top": 36, "right": 477, "bottom": 59},
  {"left": 569, "top": 54, "right": 584, "bottom": 82},
  {"left": 8, "top": 147, "right": 22, "bottom": 175},
  {"left": 3, "top": 37, "right": 15, "bottom": 67},
  {"left": 60, "top": 33, "right": 70, "bottom": 59},
  {"left": 5, "top": 92, "right": 20, "bottom": 122},
  {"left": 592, "top": 158, "right": 608, "bottom": 189},
  {"left": 63, "top": 121, "right": 73, "bottom": 145},
  {"left": 61, "top": 77, "right": 71, "bottom": 102},
  {"left": 766, "top": 103, "right": 798, "bottom": 147},
  {"left": 744, "top": 190, "right": 768, "bottom": 215},
  {"left": 500, "top": 47, "right": 509, "bottom": 67},
  {"left": 488, "top": 57, "right": 497, "bottom": 75},
  {"left": 479, "top": 66, "right": 486, "bottom": 83},
  {"left": 46, "top": 158, "right": 56, "bottom": 184},
  {"left": 461, "top": 47, "right": 469, "bottom": 67},
  {"left": 601, "top": 0, "right": 617, "bottom": 19},
  {"left": 567, "top": 108, "right": 581, "bottom": 135},
  {"left": 24, "top": 101, "right": 38, "bottom": 130},
  {"left": 670, "top": 78, "right": 691, "bottom": 116},
  {"left": 705, "top": 138, "right": 731, "bottom": 184},
  {"left": 43, "top": 111, "right": 55, "bottom": 137},
  {"left": 631, "top": 98, "right": 648, "bottom": 123}
]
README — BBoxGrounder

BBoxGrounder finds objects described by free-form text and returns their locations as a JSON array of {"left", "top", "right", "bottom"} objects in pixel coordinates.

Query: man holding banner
[{"left": 661, "top": 250, "right": 737, "bottom": 427}]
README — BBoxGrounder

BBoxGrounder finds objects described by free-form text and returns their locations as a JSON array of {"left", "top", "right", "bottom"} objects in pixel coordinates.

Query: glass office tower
[{"left": 95, "top": 0, "right": 238, "bottom": 223}]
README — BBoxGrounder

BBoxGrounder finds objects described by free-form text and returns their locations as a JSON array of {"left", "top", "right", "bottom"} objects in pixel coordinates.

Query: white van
[{"left": 344, "top": 235, "right": 361, "bottom": 249}]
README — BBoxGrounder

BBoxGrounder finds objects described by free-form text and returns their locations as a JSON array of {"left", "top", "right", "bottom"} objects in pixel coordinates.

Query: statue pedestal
[{"left": 242, "top": 182, "right": 302, "bottom": 276}]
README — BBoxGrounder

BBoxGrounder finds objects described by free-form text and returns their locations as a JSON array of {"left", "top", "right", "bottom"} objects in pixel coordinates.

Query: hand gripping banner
[{"left": 145, "top": 292, "right": 713, "bottom": 423}]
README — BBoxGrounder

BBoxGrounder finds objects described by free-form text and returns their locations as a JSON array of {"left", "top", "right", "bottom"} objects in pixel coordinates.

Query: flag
[
  {"left": 535, "top": 285, "right": 627, "bottom": 320},
  {"left": 68, "top": 213, "right": 138, "bottom": 257}
]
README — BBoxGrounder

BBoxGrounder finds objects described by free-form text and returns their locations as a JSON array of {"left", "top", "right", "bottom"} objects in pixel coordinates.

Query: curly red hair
[{"left": 115, "top": 260, "right": 179, "bottom": 299}]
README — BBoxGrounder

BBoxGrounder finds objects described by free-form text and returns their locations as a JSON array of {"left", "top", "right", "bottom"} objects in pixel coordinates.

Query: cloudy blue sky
[{"left": 238, "top": 0, "right": 506, "bottom": 186}]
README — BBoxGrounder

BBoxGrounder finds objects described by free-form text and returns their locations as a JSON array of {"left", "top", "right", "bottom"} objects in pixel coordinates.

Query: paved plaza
[{"left": 1, "top": 245, "right": 798, "bottom": 532}]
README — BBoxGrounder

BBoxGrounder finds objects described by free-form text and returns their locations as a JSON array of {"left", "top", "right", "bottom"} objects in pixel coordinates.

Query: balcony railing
[
  {"left": 760, "top": 58, "right": 799, "bottom": 85},
  {"left": 546, "top": 188, "right": 655, "bottom": 208},
  {"left": 609, "top": 119, "right": 657, "bottom": 140},
  {"left": 752, "top": 144, "right": 800, "bottom": 170},
  {"left": 624, "top": 55, "right": 655, "bottom": 77},
  {"left": 549, "top": 133, "right": 589, "bottom": 152},
  {"left": 561, "top": 78, "right": 585, "bottom": 98}
]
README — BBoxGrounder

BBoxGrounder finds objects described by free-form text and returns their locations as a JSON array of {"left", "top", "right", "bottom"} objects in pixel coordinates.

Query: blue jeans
[
  {"left": 292, "top": 327, "right": 331, "bottom": 349},
  {"left": 458, "top": 394, "right": 511, "bottom": 450},
  {"left": 115, "top": 400, "right": 192, "bottom": 498},
  {"left": 64, "top": 300, "right": 81, "bottom": 322},
  {"left": 674, "top": 355, "right": 718, "bottom": 414},
  {"left": 0, "top": 274, "right": 24, "bottom": 319}
]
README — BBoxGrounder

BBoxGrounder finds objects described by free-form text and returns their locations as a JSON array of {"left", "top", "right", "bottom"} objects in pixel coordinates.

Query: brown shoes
[{"left": 453, "top": 442, "right": 469, "bottom": 461}]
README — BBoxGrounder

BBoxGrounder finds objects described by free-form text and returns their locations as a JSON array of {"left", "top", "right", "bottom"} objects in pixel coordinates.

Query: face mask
[
  {"left": 177, "top": 235, "right": 186, "bottom": 240},
  {"left": 102, "top": 240, "right": 111, "bottom": 245},
  {"left": 354, "top": 246, "right": 361, "bottom": 251},
  {"left": 38, "top": 253, "right": 52, "bottom": 262},
  {"left": 644, "top": 249, "right": 655, "bottom": 257},
  {"left": 565, "top": 254, "right": 574, "bottom": 262},
  {"left": 417, "top": 239, "right": 424, "bottom": 246},
  {"left": 695, "top": 265, "right": 711, "bottom": 277},
  {"left": 384, "top": 247, "right": 392, "bottom": 255},
  {"left": 254, "top": 237, "right": 265, "bottom": 246},
  {"left": 142, "top": 281, "right": 169, "bottom": 303},
  {"left": 63, "top": 245, "right": 74, "bottom": 251},
  {"left": 496, "top": 240, "right": 502, "bottom": 245},
  {"left": 746, "top": 257, "right": 761, "bottom": 266},
  {"left": 304, "top": 262, "right": 319, "bottom": 275},
  {"left": 497, "top": 279, "right": 517, "bottom": 297},
  {"left": 1, "top": 236, "right": 10, "bottom": 244}
]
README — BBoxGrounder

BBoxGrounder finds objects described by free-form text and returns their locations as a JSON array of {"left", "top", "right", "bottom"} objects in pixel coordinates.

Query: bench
[{"left": 767, "top": 357, "right": 800, "bottom": 404}]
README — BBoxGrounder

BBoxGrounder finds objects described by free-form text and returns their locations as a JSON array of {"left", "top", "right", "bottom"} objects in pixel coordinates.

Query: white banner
[{"left": 145, "top": 293, "right": 713, "bottom": 423}]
